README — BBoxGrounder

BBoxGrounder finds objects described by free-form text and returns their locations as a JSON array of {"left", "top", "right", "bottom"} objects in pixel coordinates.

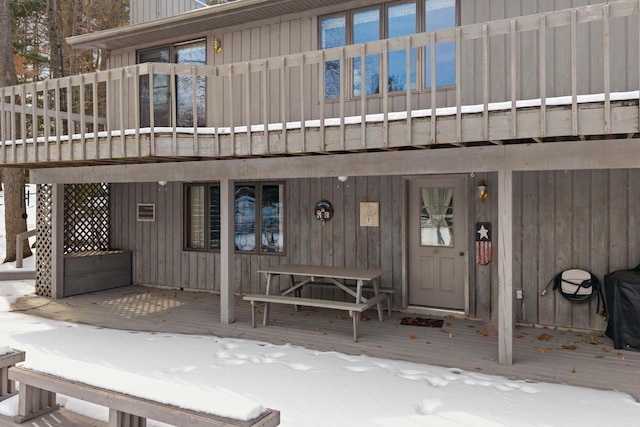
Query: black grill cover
[{"left": 605, "top": 267, "right": 640, "bottom": 351}]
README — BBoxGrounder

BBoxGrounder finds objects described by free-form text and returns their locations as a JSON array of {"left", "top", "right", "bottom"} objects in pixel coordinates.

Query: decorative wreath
[{"left": 314, "top": 200, "right": 334, "bottom": 224}]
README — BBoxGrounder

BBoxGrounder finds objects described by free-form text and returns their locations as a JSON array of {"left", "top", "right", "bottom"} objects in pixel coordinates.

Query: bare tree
[
  {"left": 0, "top": 0, "right": 31, "bottom": 262},
  {"left": 48, "top": 0, "right": 64, "bottom": 78}
]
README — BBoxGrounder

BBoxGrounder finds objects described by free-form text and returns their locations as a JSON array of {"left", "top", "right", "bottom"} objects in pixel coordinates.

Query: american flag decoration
[{"left": 476, "top": 222, "right": 492, "bottom": 265}]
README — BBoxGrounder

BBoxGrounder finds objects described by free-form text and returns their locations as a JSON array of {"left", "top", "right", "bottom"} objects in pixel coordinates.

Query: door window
[
  {"left": 138, "top": 39, "right": 206, "bottom": 127},
  {"left": 138, "top": 46, "right": 171, "bottom": 127},
  {"left": 174, "top": 40, "right": 206, "bottom": 127},
  {"left": 420, "top": 187, "right": 454, "bottom": 247}
]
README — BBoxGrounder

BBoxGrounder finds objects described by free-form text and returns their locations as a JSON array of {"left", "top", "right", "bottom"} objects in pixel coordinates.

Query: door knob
[{"left": 459, "top": 251, "right": 465, "bottom": 256}]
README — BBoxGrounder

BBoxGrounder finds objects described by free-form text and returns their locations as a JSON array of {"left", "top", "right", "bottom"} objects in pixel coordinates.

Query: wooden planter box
[{"left": 63, "top": 250, "right": 132, "bottom": 297}]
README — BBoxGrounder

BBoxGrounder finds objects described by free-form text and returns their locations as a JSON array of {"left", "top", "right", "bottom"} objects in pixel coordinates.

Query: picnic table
[{"left": 243, "top": 265, "right": 387, "bottom": 341}]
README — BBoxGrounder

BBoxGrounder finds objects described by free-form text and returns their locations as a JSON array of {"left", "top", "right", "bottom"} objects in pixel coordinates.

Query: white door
[{"left": 408, "top": 176, "right": 467, "bottom": 310}]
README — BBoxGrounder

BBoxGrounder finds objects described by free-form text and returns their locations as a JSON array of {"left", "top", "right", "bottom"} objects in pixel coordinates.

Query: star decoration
[{"left": 477, "top": 224, "right": 489, "bottom": 240}]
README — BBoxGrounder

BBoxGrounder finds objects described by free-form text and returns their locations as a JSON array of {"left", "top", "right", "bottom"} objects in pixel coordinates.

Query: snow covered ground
[{"left": 1, "top": 189, "right": 640, "bottom": 426}]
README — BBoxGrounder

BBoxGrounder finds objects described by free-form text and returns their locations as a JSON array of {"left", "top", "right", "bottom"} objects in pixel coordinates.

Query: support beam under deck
[
  {"left": 31, "top": 138, "right": 640, "bottom": 185},
  {"left": 220, "top": 179, "right": 235, "bottom": 324},
  {"left": 51, "top": 184, "right": 64, "bottom": 299},
  {"left": 497, "top": 170, "right": 514, "bottom": 365}
]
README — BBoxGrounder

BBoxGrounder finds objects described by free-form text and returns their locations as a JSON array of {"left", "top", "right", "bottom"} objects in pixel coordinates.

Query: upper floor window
[
  {"left": 185, "top": 182, "right": 285, "bottom": 254},
  {"left": 320, "top": 0, "right": 456, "bottom": 99},
  {"left": 353, "top": 9, "right": 380, "bottom": 96},
  {"left": 138, "top": 39, "right": 206, "bottom": 128},
  {"left": 425, "top": 0, "right": 456, "bottom": 87},
  {"left": 321, "top": 16, "right": 346, "bottom": 99},
  {"left": 387, "top": 2, "right": 417, "bottom": 92}
]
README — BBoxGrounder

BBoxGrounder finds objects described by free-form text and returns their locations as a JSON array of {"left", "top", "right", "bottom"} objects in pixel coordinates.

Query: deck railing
[{"left": 0, "top": 0, "right": 638, "bottom": 165}]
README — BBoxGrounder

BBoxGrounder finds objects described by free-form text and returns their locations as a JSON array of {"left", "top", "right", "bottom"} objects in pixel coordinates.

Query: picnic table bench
[
  {"left": 0, "top": 349, "right": 25, "bottom": 402},
  {"left": 9, "top": 366, "right": 280, "bottom": 427},
  {"left": 244, "top": 293, "right": 387, "bottom": 342},
  {"left": 305, "top": 281, "right": 395, "bottom": 316},
  {"left": 243, "top": 265, "right": 388, "bottom": 342}
]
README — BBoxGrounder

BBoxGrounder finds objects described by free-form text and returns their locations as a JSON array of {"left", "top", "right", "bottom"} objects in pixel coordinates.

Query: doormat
[{"left": 400, "top": 317, "right": 444, "bottom": 328}]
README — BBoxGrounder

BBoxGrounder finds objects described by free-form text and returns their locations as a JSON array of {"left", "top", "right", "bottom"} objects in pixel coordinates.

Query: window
[
  {"left": 138, "top": 39, "right": 206, "bottom": 127},
  {"left": 425, "top": 0, "right": 456, "bottom": 87},
  {"left": 260, "top": 184, "right": 285, "bottom": 253},
  {"left": 185, "top": 183, "right": 285, "bottom": 254},
  {"left": 186, "top": 185, "right": 205, "bottom": 249},
  {"left": 319, "top": 1, "right": 456, "bottom": 98},
  {"left": 321, "top": 16, "right": 346, "bottom": 99},
  {"left": 387, "top": 2, "right": 416, "bottom": 92},
  {"left": 353, "top": 9, "right": 381, "bottom": 96},
  {"left": 138, "top": 47, "right": 171, "bottom": 127}
]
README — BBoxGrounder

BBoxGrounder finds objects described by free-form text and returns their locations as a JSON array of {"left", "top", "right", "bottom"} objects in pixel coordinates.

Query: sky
[{"left": 1, "top": 192, "right": 640, "bottom": 426}]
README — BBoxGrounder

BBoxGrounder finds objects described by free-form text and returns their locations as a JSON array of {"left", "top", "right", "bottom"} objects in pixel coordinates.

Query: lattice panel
[
  {"left": 35, "top": 184, "right": 53, "bottom": 297},
  {"left": 64, "top": 184, "right": 111, "bottom": 253}
]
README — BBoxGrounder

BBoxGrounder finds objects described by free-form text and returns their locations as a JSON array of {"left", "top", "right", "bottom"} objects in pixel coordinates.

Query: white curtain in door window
[{"left": 420, "top": 187, "right": 453, "bottom": 247}]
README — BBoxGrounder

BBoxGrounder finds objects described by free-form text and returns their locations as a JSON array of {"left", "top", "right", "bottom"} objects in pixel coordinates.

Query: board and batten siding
[
  {"left": 513, "top": 169, "right": 640, "bottom": 331},
  {"left": 106, "top": 0, "right": 638, "bottom": 133},
  {"left": 110, "top": 177, "right": 405, "bottom": 303},
  {"left": 130, "top": 0, "right": 204, "bottom": 25},
  {"left": 460, "top": 0, "right": 639, "bottom": 105},
  {"left": 109, "top": 169, "right": 640, "bottom": 330}
]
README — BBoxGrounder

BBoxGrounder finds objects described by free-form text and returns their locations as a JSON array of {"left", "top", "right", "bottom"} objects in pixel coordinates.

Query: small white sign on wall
[
  {"left": 359, "top": 202, "right": 379, "bottom": 227},
  {"left": 137, "top": 203, "right": 156, "bottom": 222}
]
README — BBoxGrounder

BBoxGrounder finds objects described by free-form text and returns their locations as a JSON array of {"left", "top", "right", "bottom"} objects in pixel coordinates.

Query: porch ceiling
[{"left": 67, "top": 0, "right": 348, "bottom": 50}]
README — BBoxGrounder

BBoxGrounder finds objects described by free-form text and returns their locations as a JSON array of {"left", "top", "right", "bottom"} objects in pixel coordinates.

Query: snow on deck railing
[
  {"left": 0, "top": 0, "right": 638, "bottom": 161},
  {"left": 2, "top": 90, "right": 638, "bottom": 146}
]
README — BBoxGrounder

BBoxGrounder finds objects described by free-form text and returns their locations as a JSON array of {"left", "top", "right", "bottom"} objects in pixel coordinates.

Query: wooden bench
[
  {"left": 303, "top": 281, "right": 395, "bottom": 316},
  {"left": 243, "top": 293, "right": 387, "bottom": 342},
  {"left": 0, "top": 349, "right": 25, "bottom": 402},
  {"left": 9, "top": 366, "right": 280, "bottom": 427}
]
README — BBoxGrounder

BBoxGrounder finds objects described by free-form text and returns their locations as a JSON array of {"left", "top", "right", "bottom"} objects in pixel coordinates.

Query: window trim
[
  {"left": 183, "top": 181, "right": 287, "bottom": 256},
  {"left": 234, "top": 182, "right": 287, "bottom": 255},
  {"left": 352, "top": 5, "right": 383, "bottom": 97},
  {"left": 184, "top": 182, "right": 218, "bottom": 252},
  {"left": 319, "top": 0, "right": 458, "bottom": 100},
  {"left": 137, "top": 38, "right": 208, "bottom": 127}
]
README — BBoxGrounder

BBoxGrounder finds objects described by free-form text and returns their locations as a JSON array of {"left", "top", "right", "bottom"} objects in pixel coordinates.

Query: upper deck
[{"left": 1, "top": 0, "right": 639, "bottom": 168}]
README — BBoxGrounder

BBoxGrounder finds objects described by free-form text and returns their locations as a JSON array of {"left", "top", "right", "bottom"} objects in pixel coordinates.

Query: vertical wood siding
[
  {"left": 130, "top": 0, "right": 204, "bottom": 25},
  {"left": 111, "top": 176, "right": 404, "bottom": 302},
  {"left": 109, "top": 0, "right": 637, "bottom": 132},
  {"left": 111, "top": 169, "right": 640, "bottom": 331},
  {"left": 469, "top": 172, "right": 500, "bottom": 321},
  {"left": 460, "top": 0, "right": 638, "bottom": 103},
  {"left": 514, "top": 169, "right": 640, "bottom": 331},
  {"left": 106, "top": 0, "right": 640, "bottom": 331},
  {"left": 110, "top": 0, "right": 638, "bottom": 136}
]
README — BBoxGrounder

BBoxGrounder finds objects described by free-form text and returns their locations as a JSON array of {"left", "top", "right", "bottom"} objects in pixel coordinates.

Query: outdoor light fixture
[
  {"left": 338, "top": 176, "right": 348, "bottom": 182},
  {"left": 158, "top": 181, "right": 167, "bottom": 186},
  {"left": 214, "top": 38, "right": 222, "bottom": 54},
  {"left": 477, "top": 181, "right": 488, "bottom": 199}
]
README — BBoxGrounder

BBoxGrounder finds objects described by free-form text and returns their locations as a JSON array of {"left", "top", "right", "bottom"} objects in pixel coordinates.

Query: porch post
[
  {"left": 220, "top": 179, "right": 235, "bottom": 324},
  {"left": 498, "top": 169, "right": 513, "bottom": 365},
  {"left": 51, "top": 184, "right": 64, "bottom": 299}
]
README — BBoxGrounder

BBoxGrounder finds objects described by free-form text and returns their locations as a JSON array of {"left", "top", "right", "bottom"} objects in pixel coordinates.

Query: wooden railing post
[
  {"left": 16, "top": 229, "right": 36, "bottom": 269},
  {"left": 0, "top": 0, "right": 636, "bottom": 162}
]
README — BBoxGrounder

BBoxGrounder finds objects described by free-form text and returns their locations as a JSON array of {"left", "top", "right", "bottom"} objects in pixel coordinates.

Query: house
[{"left": 2, "top": 0, "right": 640, "bottom": 366}]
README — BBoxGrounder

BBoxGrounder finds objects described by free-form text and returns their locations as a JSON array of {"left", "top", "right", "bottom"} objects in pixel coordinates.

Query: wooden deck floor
[{"left": 11, "top": 285, "right": 640, "bottom": 402}]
